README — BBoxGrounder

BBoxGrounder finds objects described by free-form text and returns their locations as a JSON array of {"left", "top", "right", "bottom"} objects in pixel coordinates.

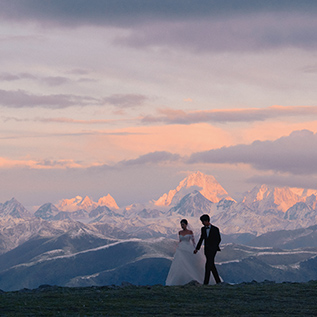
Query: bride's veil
[{"left": 185, "top": 221, "right": 196, "bottom": 245}]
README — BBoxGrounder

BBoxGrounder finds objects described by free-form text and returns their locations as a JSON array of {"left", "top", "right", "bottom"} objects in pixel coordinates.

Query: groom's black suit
[{"left": 195, "top": 224, "right": 221, "bottom": 284}]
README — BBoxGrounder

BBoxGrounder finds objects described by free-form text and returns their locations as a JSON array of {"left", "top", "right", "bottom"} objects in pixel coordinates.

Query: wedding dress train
[{"left": 165, "top": 234, "right": 216, "bottom": 285}]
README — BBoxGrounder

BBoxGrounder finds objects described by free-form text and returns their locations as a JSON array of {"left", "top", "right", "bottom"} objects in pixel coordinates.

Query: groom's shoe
[{"left": 216, "top": 282, "right": 227, "bottom": 286}]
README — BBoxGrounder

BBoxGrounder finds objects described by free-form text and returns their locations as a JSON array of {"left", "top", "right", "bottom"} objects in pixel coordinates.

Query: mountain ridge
[{"left": 1, "top": 171, "right": 317, "bottom": 246}]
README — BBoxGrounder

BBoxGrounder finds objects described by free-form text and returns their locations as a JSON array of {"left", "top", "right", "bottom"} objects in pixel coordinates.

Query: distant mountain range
[
  {"left": 1, "top": 170, "right": 317, "bottom": 247},
  {"left": 1, "top": 171, "right": 317, "bottom": 290}
]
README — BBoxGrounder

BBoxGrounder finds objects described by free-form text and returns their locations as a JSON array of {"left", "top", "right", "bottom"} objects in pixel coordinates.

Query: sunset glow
[{"left": 1, "top": 1, "right": 317, "bottom": 207}]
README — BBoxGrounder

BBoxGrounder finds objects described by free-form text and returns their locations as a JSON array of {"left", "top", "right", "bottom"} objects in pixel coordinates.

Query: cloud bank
[
  {"left": 142, "top": 106, "right": 317, "bottom": 125},
  {"left": 188, "top": 130, "right": 317, "bottom": 175},
  {"left": 0, "top": 89, "right": 98, "bottom": 109},
  {"left": 0, "top": 90, "right": 149, "bottom": 109},
  {"left": 119, "top": 151, "right": 182, "bottom": 166},
  {"left": 1, "top": 1, "right": 316, "bottom": 52},
  {"left": 2, "top": 129, "right": 317, "bottom": 176}
]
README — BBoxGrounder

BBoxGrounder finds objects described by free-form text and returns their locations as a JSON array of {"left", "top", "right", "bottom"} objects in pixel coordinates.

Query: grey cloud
[
  {"left": 142, "top": 106, "right": 317, "bottom": 125},
  {"left": 42, "top": 76, "right": 70, "bottom": 86},
  {"left": 0, "top": 89, "right": 99, "bottom": 109},
  {"left": 0, "top": 72, "right": 70, "bottom": 86},
  {"left": 119, "top": 151, "right": 182, "bottom": 166},
  {"left": 1, "top": 115, "right": 142, "bottom": 127},
  {"left": 117, "top": 14, "right": 317, "bottom": 52},
  {"left": 1, "top": 1, "right": 316, "bottom": 26},
  {"left": 103, "top": 94, "right": 148, "bottom": 108},
  {"left": 1, "top": 1, "right": 316, "bottom": 52},
  {"left": 0, "top": 73, "right": 20, "bottom": 81},
  {"left": 188, "top": 130, "right": 317, "bottom": 175},
  {"left": 0, "top": 72, "right": 36, "bottom": 81},
  {"left": 67, "top": 69, "right": 92, "bottom": 75}
]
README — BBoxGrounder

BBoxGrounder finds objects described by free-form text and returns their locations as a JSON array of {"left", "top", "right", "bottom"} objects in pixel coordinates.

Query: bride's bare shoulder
[{"left": 179, "top": 229, "right": 193, "bottom": 236}]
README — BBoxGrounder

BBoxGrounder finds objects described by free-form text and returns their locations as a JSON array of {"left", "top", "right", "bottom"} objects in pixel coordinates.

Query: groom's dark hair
[{"left": 200, "top": 214, "right": 210, "bottom": 222}]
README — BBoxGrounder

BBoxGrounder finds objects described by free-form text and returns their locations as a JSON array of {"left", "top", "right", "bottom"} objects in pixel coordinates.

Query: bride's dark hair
[{"left": 180, "top": 219, "right": 188, "bottom": 225}]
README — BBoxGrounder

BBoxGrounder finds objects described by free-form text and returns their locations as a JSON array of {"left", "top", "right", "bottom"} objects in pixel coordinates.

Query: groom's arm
[
  {"left": 194, "top": 228, "right": 204, "bottom": 253},
  {"left": 215, "top": 226, "right": 221, "bottom": 250}
]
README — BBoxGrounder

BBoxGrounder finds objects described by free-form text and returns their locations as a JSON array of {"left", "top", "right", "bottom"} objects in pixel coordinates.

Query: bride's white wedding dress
[{"left": 165, "top": 234, "right": 215, "bottom": 286}]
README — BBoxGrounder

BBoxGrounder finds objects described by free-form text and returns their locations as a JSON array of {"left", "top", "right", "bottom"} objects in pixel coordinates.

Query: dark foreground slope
[{"left": 1, "top": 281, "right": 316, "bottom": 316}]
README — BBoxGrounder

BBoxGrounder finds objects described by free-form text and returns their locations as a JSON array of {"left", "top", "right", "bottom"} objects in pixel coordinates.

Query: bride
[{"left": 165, "top": 219, "right": 215, "bottom": 285}]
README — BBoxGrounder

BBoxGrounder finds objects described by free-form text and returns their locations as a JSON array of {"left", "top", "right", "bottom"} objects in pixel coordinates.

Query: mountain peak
[
  {"left": 80, "top": 196, "right": 96, "bottom": 210},
  {"left": 57, "top": 196, "right": 96, "bottom": 212},
  {"left": 98, "top": 194, "right": 119, "bottom": 209},
  {"left": 242, "top": 184, "right": 305, "bottom": 212},
  {"left": 56, "top": 194, "right": 119, "bottom": 212},
  {"left": 34, "top": 203, "right": 59, "bottom": 220},
  {"left": 0, "top": 198, "right": 31, "bottom": 218},
  {"left": 154, "top": 171, "right": 233, "bottom": 207},
  {"left": 169, "top": 190, "right": 214, "bottom": 217}
]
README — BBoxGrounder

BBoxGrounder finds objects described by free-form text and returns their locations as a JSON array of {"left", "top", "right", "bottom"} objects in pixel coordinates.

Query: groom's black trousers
[{"left": 204, "top": 250, "right": 221, "bottom": 284}]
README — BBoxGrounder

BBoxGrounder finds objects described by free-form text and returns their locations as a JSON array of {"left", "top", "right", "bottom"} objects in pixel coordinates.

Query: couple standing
[{"left": 166, "top": 214, "right": 222, "bottom": 286}]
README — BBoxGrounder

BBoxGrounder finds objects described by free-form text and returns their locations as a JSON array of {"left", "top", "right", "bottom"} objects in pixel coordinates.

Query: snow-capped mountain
[
  {"left": 1, "top": 172, "right": 317, "bottom": 290},
  {"left": 0, "top": 198, "right": 31, "bottom": 218},
  {"left": 56, "top": 194, "right": 119, "bottom": 212},
  {"left": 241, "top": 184, "right": 310, "bottom": 213},
  {"left": 98, "top": 194, "right": 119, "bottom": 210},
  {"left": 57, "top": 196, "right": 97, "bottom": 212},
  {"left": 34, "top": 203, "right": 59, "bottom": 220},
  {"left": 1, "top": 171, "right": 317, "bottom": 252},
  {"left": 153, "top": 171, "right": 234, "bottom": 206},
  {"left": 169, "top": 190, "right": 216, "bottom": 217},
  {"left": 284, "top": 202, "right": 317, "bottom": 227}
]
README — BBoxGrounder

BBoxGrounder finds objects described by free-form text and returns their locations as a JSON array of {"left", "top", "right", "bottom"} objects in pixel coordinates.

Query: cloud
[
  {"left": 0, "top": 157, "right": 83, "bottom": 169},
  {"left": 8, "top": 104, "right": 315, "bottom": 127},
  {"left": 0, "top": 82, "right": 148, "bottom": 109},
  {"left": 142, "top": 105, "right": 317, "bottom": 125},
  {"left": 0, "top": 151, "right": 181, "bottom": 171},
  {"left": 0, "top": 72, "right": 36, "bottom": 81},
  {"left": 0, "top": 129, "right": 143, "bottom": 141},
  {"left": 0, "top": 89, "right": 100, "bottom": 109},
  {"left": 116, "top": 13, "right": 317, "bottom": 53},
  {"left": 188, "top": 130, "right": 317, "bottom": 175},
  {"left": 1, "top": 1, "right": 315, "bottom": 26},
  {"left": 1, "top": 1, "right": 316, "bottom": 52},
  {"left": 34, "top": 117, "right": 120, "bottom": 125},
  {"left": 118, "top": 151, "right": 182, "bottom": 166},
  {"left": 103, "top": 94, "right": 149, "bottom": 108},
  {"left": 41, "top": 76, "right": 70, "bottom": 86},
  {"left": 0, "top": 72, "right": 72, "bottom": 86},
  {"left": 1, "top": 115, "right": 139, "bottom": 126},
  {"left": 0, "top": 73, "right": 20, "bottom": 81}
]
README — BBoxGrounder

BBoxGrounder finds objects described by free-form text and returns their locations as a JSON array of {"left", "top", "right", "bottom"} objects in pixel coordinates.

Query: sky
[{"left": 1, "top": 0, "right": 317, "bottom": 208}]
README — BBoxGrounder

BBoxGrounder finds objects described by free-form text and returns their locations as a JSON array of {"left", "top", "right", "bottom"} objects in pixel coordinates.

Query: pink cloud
[{"left": 141, "top": 105, "right": 317, "bottom": 125}]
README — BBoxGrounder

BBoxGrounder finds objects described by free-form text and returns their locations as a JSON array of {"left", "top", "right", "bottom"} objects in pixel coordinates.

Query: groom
[{"left": 194, "top": 214, "right": 221, "bottom": 284}]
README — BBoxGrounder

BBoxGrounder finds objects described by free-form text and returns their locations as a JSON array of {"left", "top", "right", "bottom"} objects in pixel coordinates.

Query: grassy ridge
[{"left": 1, "top": 281, "right": 316, "bottom": 316}]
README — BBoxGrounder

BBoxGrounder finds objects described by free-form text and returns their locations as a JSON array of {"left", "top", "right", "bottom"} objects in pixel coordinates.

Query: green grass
[{"left": 0, "top": 281, "right": 316, "bottom": 316}]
